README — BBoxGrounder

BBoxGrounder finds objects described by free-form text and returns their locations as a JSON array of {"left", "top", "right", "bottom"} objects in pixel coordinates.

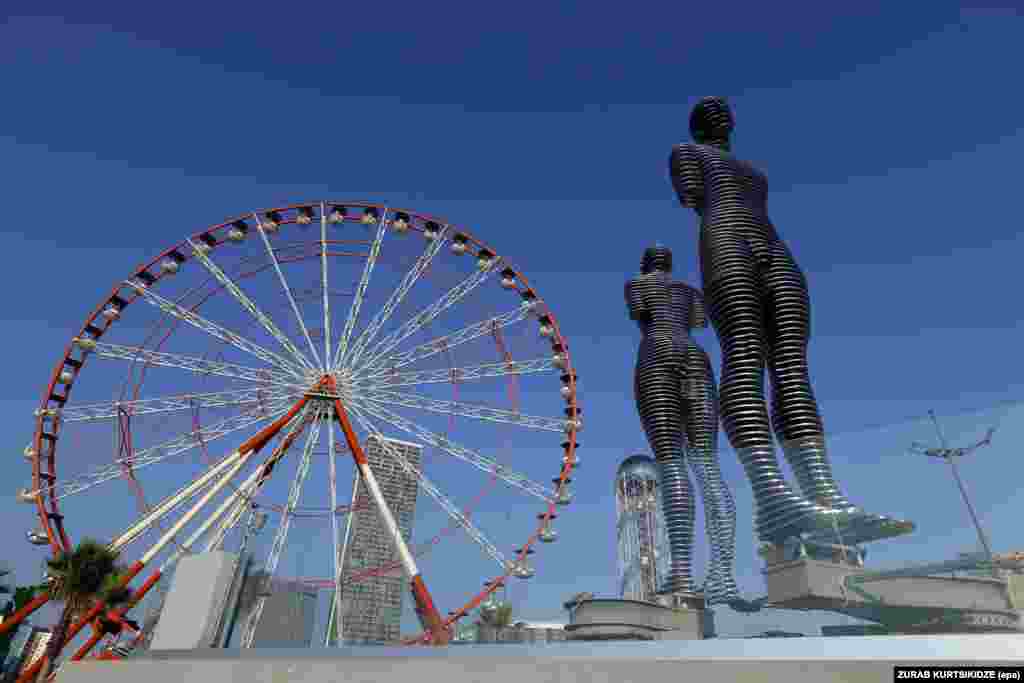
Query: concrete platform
[
  {"left": 57, "top": 635, "right": 1024, "bottom": 683},
  {"left": 763, "top": 557, "right": 1021, "bottom": 630},
  {"left": 565, "top": 598, "right": 708, "bottom": 641}
]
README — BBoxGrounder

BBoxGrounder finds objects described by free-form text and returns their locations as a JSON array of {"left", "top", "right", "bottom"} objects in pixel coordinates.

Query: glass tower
[{"left": 615, "top": 454, "right": 670, "bottom": 602}]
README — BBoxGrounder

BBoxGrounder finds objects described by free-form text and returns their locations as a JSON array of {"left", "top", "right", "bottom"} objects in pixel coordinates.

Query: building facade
[
  {"left": 11, "top": 628, "right": 51, "bottom": 681},
  {"left": 230, "top": 574, "right": 318, "bottom": 648},
  {"left": 615, "top": 455, "right": 670, "bottom": 602},
  {"left": 331, "top": 436, "right": 421, "bottom": 644}
]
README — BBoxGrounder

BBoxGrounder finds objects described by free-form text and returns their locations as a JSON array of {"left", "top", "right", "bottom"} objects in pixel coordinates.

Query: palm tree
[{"left": 38, "top": 540, "right": 131, "bottom": 679}]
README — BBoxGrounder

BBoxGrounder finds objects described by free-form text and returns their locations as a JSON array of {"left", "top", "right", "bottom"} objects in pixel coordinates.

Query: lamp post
[{"left": 910, "top": 411, "right": 995, "bottom": 564}]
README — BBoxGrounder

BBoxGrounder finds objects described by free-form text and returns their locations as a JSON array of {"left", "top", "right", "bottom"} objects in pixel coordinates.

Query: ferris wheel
[{"left": 11, "top": 201, "right": 580, "bottom": 663}]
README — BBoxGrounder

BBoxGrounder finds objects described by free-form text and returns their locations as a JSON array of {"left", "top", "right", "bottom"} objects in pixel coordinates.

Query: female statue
[
  {"left": 668, "top": 96, "right": 906, "bottom": 545},
  {"left": 626, "top": 245, "right": 739, "bottom": 605}
]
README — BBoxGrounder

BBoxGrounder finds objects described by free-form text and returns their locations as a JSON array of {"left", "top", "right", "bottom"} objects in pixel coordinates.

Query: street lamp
[{"left": 909, "top": 411, "right": 996, "bottom": 563}]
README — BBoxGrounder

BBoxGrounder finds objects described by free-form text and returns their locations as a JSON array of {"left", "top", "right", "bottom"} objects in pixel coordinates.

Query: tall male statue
[
  {"left": 626, "top": 245, "right": 739, "bottom": 605},
  {"left": 668, "top": 96, "right": 909, "bottom": 545}
]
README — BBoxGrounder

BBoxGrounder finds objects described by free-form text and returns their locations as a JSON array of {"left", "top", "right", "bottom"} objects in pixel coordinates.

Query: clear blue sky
[{"left": 2, "top": 3, "right": 1023, "bottom": 640}]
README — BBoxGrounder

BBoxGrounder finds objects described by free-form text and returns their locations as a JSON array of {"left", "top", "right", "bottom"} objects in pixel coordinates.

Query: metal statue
[
  {"left": 626, "top": 245, "right": 739, "bottom": 604},
  {"left": 668, "top": 96, "right": 911, "bottom": 545}
]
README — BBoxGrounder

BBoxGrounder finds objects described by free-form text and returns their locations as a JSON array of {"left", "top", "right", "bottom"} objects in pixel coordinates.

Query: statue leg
[
  {"left": 762, "top": 243, "right": 853, "bottom": 511},
  {"left": 635, "top": 339, "right": 695, "bottom": 595},
  {"left": 703, "top": 257, "right": 818, "bottom": 541},
  {"left": 683, "top": 342, "right": 739, "bottom": 604}
]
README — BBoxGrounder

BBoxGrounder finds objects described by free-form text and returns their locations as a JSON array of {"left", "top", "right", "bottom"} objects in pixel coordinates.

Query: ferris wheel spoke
[
  {"left": 201, "top": 407, "right": 316, "bottom": 554},
  {"left": 324, "top": 415, "right": 343, "bottom": 647},
  {"left": 203, "top": 407, "right": 318, "bottom": 553},
  {"left": 60, "top": 386, "right": 299, "bottom": 423},
  {"left": 114, "top": 402, "right": 310, "bottom": 556},
  {"left": 357, "top": 389, "right": 567, "bottom": 433},
  {"left": 332, "top": 209, "right": 389, "bottom": 370},
  {"left": 343, "top": 225, "right": 450, "bottom": 371},
  {"left": 240, "top": 404, "right": 325, "bottom": 648},
  {"left": 202, "top": 479, "right": 258, "bottom": 553},
  {"left": 354, "top": 357, "right": 556, "bottom": 391},
  {"left": 110, "top": 448, "right": 248, "bottom": 552},
  {"left": 79, "top": 341, "right": 303, "bottom": 388},
  {"left": 162, "top": 470, "right": 265, "bottom": 568},
  {"left": 188, "top": 238, "right": 318, "bottom": 372},
  {"left": 248, "top": 216, "right": 323, "bottom": 370},
  {"left": 39, "top": 401, "right": 292, "bottom": 502},
  {"left": 351, "top": 305, "right": 531, "bottom": 381},
  {"left": 320, "top": 203, "right": 333, "bottom": 373},
  {"left": 348, "top": 399, "right": 556, "bottom": 505},
  {"left": 353, "top": 264, "right": 500, "bottom": 375},
  {"left": 347, "top": 405, "right": 509, "bottom": 573},
  {"left": 126, "top": 280, "right": 308, "bottom": 379}
]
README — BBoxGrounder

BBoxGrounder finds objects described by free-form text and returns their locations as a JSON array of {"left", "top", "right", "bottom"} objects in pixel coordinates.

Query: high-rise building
[
  {"left": 615, "top": 454, "right": 671, "bottom": 602},
  {"left": 330, "top": 436, "right": 421, "bottom": 645},
  {"left": 13, "top": 628, "right": 51, "bottom": 680},
  {"left": 1, "top": 625, "right": 34, "bottom": 681}
]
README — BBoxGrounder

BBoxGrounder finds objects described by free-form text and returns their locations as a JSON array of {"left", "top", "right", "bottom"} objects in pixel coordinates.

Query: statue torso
[
  {"left": 670, "top": 143, "right": 783, "bottom": 268},
  {"left": 628, "top": 273, "right": 700, "bottom": 341}
]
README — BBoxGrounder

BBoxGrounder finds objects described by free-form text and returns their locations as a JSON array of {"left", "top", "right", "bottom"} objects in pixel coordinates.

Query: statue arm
[
  {"left": 669, "top": 144, "right": 704, "bottom": 209},
  {"left": 625, "top": 279, "right": 648, "bottom": 322}
]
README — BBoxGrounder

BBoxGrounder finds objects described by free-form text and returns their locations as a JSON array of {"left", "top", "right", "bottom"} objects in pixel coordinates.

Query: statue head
[
  {"left": 690, "top": 96, "right": 734, "bottom": 146},
  {"left": 641, "top": 245, "right": 673, "bottom": 274}
]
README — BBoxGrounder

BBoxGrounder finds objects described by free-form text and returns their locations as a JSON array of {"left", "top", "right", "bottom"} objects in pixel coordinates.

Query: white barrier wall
[{"left": 62, "top": 635, "right": 1024, "bottom": 683}]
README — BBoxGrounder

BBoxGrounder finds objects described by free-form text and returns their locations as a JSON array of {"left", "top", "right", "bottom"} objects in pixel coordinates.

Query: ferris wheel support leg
[
  {"left": 26, "top": 397, "right": 312, "bottom": 676},
  {"left": 0, "top": 591, "right": 52, "bottom": 637},
  {"left": 69, "top": 570, "right": 163, "bottom": 662},
  {"left": 327, "top": 389, "right": 449, "bottom": 646},
  {"left": 16, "top": 561, "right": 145, "bottom": 683}
]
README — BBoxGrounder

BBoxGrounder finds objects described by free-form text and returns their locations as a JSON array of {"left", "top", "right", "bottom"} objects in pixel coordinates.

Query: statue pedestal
[
  {"left": 564, "top": 597, "right": 710, "bottom": 641},
  {"left": 761, "top": 556, "right": 866, "bottom": 611},
  {"left": 760, "top": 547, "right": 1021, "bottom": 632}
]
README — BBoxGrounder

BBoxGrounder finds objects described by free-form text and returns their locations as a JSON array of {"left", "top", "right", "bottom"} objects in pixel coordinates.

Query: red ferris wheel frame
[{"left": 14, "top": 200, "right": 579, "bottom": 665}]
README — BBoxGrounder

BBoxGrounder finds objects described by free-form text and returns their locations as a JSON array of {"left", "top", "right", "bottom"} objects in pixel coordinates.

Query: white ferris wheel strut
[
  {"left": 352, "top": 261, "right": 499, "bottom": 375},
  {"left": 320, "top": 202, "right": 332, "bottom": 373},
  {"left": 355, "top": 388, "right": 567, "bottom": 432},
  {"left": 347, "top": 399, "right": 557, "bottom": 505},
  {"left": 125, "top": 279, "right": 308, "bottom": 379},
  {"left": 111, "top": 407, "right": 310, "bottom": 553},
  {"left": 31, "top": 400, "right": 293, "bottom": 503},
  {"left": 61, "top": 386, "right": 299, "bottom": 423},
  {"left": 343, "top": 224, "right": 450, "bottom": 371},
  {"left": 350, "top": 305, "right": 530, "bottom": 382},
  {"left": 346, "top": 405, "right": 510, "bottom": 572},
  {"left": 251, "top": 216, "right": 324, "bottom": 371},
  {"left": 74, "top": 341, "right": 303, "bottom": 388},
  {"left": 187, "top": 238, "right": 318, "bottom": 374},
  {"left": 333, "top": 209, "right": 389, "bottom": 370},
  {"left": 352, "top": 356, "right": 555, "bottom": 391},
  {"left": 239, "top": 403, "right": 323, "bottom": 648}
]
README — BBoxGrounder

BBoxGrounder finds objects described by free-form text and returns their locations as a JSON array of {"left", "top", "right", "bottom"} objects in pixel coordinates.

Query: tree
[{"left": 37, "top": 540, "right": 131, "bottom": 679}]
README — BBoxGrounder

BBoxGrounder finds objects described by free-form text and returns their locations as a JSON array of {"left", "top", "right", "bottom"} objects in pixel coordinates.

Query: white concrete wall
[
  {"left": 59, "top": 635, "right": 1024, "bottom": 683},
  {"left": 149, "top": 551, "right": 239, "bottom": 650}
]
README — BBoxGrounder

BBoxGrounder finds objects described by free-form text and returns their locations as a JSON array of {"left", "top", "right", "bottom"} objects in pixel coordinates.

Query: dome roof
[{"left": 616, "top": 454, "right": 660, "bottom": 481}]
